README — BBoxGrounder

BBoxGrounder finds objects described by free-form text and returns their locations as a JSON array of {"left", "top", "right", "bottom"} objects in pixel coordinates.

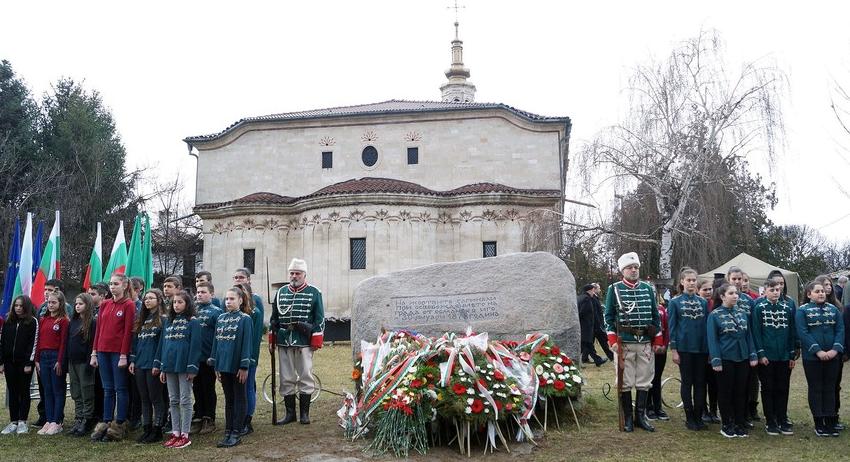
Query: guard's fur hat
[
  {"left": 617, "top": 252, "right": 640, "bottom": 272},
  {"left": 288, "top": 258, "right": 308, "bottom": 273}
]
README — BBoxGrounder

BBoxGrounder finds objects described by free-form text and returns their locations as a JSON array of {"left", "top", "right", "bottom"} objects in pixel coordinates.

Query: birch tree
[{"left": 577, "top": 30, "right": 785, "bottom": 280}]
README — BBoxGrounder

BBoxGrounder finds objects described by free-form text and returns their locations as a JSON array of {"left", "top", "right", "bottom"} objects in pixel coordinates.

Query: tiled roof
[
  {"left": 184, "top": 99, "right": 570, "bottom": 143},
  {"left": 195, "top": 177, "right": 560, "bottom": 210}
]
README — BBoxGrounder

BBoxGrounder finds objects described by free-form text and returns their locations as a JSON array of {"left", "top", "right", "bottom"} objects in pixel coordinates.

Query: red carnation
[
  {"left": 453, "top": 383, "right": 467, "bottom": 395},
  {"left": 563, "top": 356, "right": 572, "bottom": 365},
  {"left": 495, "top": 400, "right": 504, "bottom": 410},
  {"left": 553, "top": 380, "right": 566, "bottom": 391},
  {"left": 537, "top": 347, "right": 550, "bottom": 355},
  {"left": 494, "top": 370, "right": 505, "bottom": 381},
  {"left": 471, "top": 399, "right": 484, "bottom": 413},
  {"left": 411, "top": 379, "right": 424, "bottom": 388},
  {"left": 551, "top": 346, "right": 561, "bottom": 356},
  {"left": 539, "top": 376, "right": 548, "bottom": 385},
  {"left": 478, "top": 379, "right": 487, "bottom": 388}
]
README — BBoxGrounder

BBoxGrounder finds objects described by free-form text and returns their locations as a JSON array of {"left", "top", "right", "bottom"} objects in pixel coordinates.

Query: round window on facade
[{"left": 362, "top": 145, "right": 378, "bottom": 167}]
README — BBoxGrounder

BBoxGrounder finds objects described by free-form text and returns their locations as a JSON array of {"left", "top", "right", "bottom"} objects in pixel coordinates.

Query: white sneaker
[
  {"left": 37, "top": 423, "right": 51, "bottom": 435},
  {"left": 46, "top": 423, "right": 63, "bottom": 435},
  {"left": 1, "top": 422, "right": 18, "bottom": 434},
  {"left": 16, "top": 422, "right": 29, "bottom": 434}
]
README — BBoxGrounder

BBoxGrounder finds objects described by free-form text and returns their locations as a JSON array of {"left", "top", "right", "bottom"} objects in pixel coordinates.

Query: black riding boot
[
  {"left": 620, "top": 392, "right": 634, "bottom": 432},
  {"left": 635, "top": 390, "right": 656, "bottom": 432},
  {"left": 277, "top": 395, "right": 297, "bottom": 425},
  {"left": 299, "top": 393, "right": 311, "bottom": 424}
]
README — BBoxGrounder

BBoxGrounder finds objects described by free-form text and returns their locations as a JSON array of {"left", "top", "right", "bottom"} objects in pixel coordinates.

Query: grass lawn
[{"left": 0, "top": 343, "right": 848, "bottom": 461}]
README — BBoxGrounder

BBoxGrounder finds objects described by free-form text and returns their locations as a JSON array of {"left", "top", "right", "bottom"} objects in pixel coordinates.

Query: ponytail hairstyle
[
  {"left": 814, "top": 275, "right": 841, "bottom": 308},
  {"left": 678, "top": 267, "right": 698, "bottom": 294},
  {"left": 168, "top": 290, "right": 196, "bottom": 322},
  {"left": 234, "top": 282, "right": 255, "bottom": 315},
  {"left": 73, "top": 293, "right": 95, "bottom": 342},
  {"left": 110, "top": 273, "right": 133, "bottom": 301},
  {"left": 803, "top": 281, "right": 824, "bottom": 305},
  {"left": 713, "top": 282, "right": 736, "bottom": 308},
  {"left": 228, "top": 286, "right": 252, "bottom": 315},
  {"left": 47, "top": 291, "right": 68, "bottom": 319},
  {"left": 134, "top": 289, "right": 165, "bottom": 333}
]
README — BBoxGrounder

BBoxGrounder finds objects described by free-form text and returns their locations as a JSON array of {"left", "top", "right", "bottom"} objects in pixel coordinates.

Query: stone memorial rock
[{"left": 351, "top": 251, "right": 580, "bottom": 361}]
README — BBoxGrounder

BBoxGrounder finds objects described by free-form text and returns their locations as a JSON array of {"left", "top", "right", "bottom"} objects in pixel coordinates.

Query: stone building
[{"left": 184, "top": 24, "right": 571, "bottom": 321}]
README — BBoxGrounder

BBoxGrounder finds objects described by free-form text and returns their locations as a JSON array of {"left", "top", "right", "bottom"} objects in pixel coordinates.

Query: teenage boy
[
  {"left": 86, "top": 282, "right": 109, "bottom": 430},
  {"left": 162, "top": 276, "right": 183, "bottom": 312},
  {"left": 751, "top": 280, "right": 796, "bottom": 436},
  {"left": 195, "top": 271, "right": 221, "bottom": 308},
  {"left": 727, "top": 266, "right": 759, "bottom": 424},
  {"left": 192, "top": 282, "right": 223, "bottom": 434}
]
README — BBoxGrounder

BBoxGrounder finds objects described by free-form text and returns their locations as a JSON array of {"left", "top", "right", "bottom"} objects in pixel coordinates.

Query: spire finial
[{"left": 440, "top": 1, "right": 475, "bottom": 103}]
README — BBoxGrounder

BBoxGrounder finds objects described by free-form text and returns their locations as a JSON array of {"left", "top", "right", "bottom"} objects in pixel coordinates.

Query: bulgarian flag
[
  {"left": 12, "top": 213, "right": 34, "bottom": 299},
  {"left": 82, "top": 222, "right": 103, "bottom": 290},
  {"left": 103, "top": 220, "right": 128, "bottom": 280},
  {"left": 31, "top": 211, "right": 61, "bottom": 307}
]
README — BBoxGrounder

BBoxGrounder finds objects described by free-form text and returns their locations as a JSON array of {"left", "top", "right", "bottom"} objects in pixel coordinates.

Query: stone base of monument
[{"left": 351, "top": 251, "right": 580, "bottom": 364}]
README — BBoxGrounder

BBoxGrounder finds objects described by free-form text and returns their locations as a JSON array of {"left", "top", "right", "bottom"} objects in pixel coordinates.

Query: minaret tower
[{"left": 440, "top": 20, "right": 476, "bottom": 102}]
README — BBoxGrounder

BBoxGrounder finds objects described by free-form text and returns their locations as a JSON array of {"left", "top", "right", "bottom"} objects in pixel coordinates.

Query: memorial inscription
[{"left": 392, "top": 293, "right": 500, "bottom": 325}]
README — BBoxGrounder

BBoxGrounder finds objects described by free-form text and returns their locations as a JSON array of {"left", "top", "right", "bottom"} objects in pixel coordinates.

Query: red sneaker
[
  {"left": 172, "top": 435, "right": 191, "bottom": 449},
  {"left": 163, "top": 434, "right": 180, "bottom": 448}
]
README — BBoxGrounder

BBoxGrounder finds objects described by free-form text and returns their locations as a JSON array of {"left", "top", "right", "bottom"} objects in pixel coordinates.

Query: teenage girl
[
  {"left": 0, "top": 296, "right": 39, "bottom": 434},
  {"left": 669, "top": 268, "right": 709, "bottom": 431},
  {"left": 209, "top": 286, "right": 254, "bottom": 447},
  {"left": 796, "top": 281, "right": 844, "bottom": 437},
  {"left": 130, "top": 288, "right": 166, "bottom": 443},
  {"left": 698, "top": 278, "right": 720, "bottom": 424},
  {"left": 90, "top": 273, "right": 136, "bottom": 442},
  {"left": 707, "top": 283, "right": 757, "bottom": 438},
  {"left": 66, "top": 293, "right": 97, "bottom": 436},
  {"left": 36, "top": 291, "right": 69, "bottom": 436},
  {"left": 156, "top": 290, "right": 201, "bottom": 449}
]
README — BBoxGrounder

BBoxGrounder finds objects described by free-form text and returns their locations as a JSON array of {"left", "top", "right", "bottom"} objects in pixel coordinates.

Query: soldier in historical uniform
[
  {"left": 604, "top": 252, "right": 663, "bottom": 432},
  {"left": 269, "top": 258, "right": 325, "bottom": 425}
]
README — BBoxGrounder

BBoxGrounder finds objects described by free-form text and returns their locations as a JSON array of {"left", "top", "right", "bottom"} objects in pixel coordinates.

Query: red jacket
[
  {"left": 657, "top": 305, "right": 670, "bottom": 348},
  {"left": 36, "top": 315, "right": 68, "bottom": 363},
  {"left": 93, "top": 298, "right": 136, "bottom": 355}
]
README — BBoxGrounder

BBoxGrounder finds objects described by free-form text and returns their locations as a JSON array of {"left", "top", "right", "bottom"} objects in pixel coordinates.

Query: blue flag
[
  {"left": 0, "top": 219, "right": 21, "bottom": 319},
  {"left": 31, "top": 220, "right": 44, "bottom": 280}
]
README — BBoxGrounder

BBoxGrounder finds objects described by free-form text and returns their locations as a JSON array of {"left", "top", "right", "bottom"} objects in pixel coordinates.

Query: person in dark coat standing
[
  {"left": 579, "top": 284, "right": 607, "bottom": 366},
  {"left": 592, "top": 283, "right": 615, "bottom": 361}
]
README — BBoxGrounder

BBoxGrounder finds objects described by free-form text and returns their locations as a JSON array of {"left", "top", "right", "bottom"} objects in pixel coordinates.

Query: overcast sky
[{"left": 3, "top": 0, "right": 849, "bottom": 242}]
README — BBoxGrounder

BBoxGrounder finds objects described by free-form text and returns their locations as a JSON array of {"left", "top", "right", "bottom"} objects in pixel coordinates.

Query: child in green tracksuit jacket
[
  {"left": 209, "top": 286, "right": 253, "bottom": 448},
  {"left": 155, "top": 292, "right": 201, "bottom": 449},
  {"left": 751, "top": 279, "right": 796, "bottom": 436}
]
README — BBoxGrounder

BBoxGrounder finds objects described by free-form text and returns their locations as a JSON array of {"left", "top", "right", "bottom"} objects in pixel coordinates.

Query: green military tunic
[
  {"left": 604, "top": 280, "right": 662, "bottom": 345},
  {"left": 270, "top": 284, "right": 325, "bottom": 348}
]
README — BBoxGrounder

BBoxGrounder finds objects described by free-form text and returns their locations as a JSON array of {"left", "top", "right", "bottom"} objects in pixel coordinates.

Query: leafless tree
[
  {"left": 575, "top": 30, "right": 786, "bottom": 279},
  {"left": 148, "top": 175, "right": 201, "bottom": 277}
]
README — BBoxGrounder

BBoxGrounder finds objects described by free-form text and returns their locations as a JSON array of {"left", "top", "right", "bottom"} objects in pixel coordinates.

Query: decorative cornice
[
  {"left": 195, "top": 191, "right": 559, "bottom": 221},
  {"left": 205, "top": 206, "right": 553, "bottom": 234}
]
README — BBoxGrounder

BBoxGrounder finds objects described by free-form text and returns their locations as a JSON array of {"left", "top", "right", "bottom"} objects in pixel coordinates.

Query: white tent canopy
[{"left": 699, "top": 252, "right": 801, "bottom": 302}]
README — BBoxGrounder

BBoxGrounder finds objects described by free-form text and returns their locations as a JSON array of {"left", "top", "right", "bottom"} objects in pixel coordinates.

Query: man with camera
[
  {"left": 604, "top": 252, "right": 663, "bottom": 432},
  {"left": 269, "top": 258, "right": 325, "bottom": 425}
]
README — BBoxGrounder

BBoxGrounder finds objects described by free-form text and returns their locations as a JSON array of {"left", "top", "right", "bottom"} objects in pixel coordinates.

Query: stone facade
[
  {"left": 198, "top": 200, "right": 560, "bottom": 320},
  {"left": 187, "top": 101, "right": 571, "bottom": 323}
]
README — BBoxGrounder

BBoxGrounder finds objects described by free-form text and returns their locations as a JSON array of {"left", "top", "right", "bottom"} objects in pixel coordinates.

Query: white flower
[
  {"left": 467, "top": 388, "right": 475, "bottom": 395},
  {"left": 549, "top": 356, "right": 557, "bottom": 361},
  {"left": 542, "top": 372, "right": 550, "bottom": 380},
  {"left": 484, "top": 408, "right": 490, "bottom": 414},
  {"left": 459, "top": 371, "right": 466, "bottom": 376},
  {"left": 467, "top": 398, "right": 474, "bottom": 405},
  {"left": 557, "top": 357, "right": 563, "bottom": 364},
  {"left": 425, "top": 389, "right": 437, "bottom": 400},
  {"left": 558, "top": 374, "right": 565, "bottom": 380},
  {"left": 465, "top": 406, "right": 472, "bottom": 414},
  {"left": 535, "top": 365, "right": 544, "bottom": 375},
  {"left": 475, "top": 366, "right": 481, "bottom": 371},
  {"left": 487, "top": 364, "right": 494, "bottom": 369},
  {"left": 573, "top": 376, "right": 582, "bottom": 384}
]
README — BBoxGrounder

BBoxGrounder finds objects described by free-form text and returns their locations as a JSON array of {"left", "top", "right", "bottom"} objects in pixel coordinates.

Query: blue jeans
[
  {"left": 246, "top": 364, "right": 257, "bottom": 416},
  {"left": 39, "top": 349, "right": 66, "bottom": 423},
  {"left": 97, "top": 352, "right": 128, "bottom": 423}
]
